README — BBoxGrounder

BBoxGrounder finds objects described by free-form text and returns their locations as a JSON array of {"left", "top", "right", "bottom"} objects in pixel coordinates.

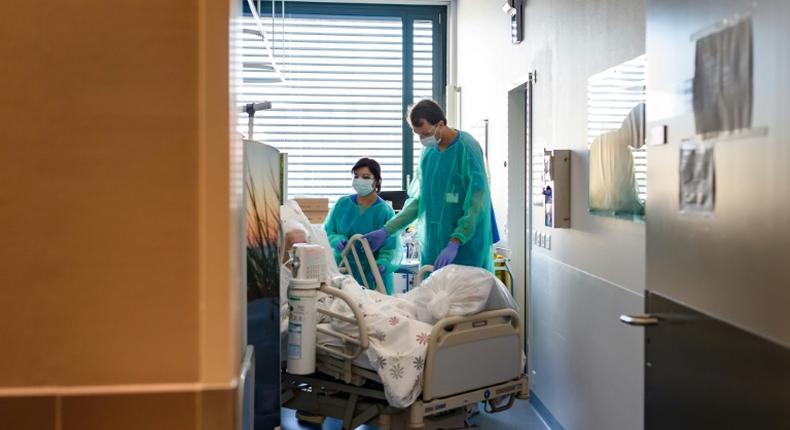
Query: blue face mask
[{"left": 352, "top": 178, "right": 375, "bottom": 196}]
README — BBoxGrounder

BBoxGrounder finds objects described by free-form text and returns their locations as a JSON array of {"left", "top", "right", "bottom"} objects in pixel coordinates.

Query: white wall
[
  {"left": 455, "top": 0, "right": 646, "bottom": 429},
  {"left": 456, "top": 0, "right": 645, "bottom": 289}
]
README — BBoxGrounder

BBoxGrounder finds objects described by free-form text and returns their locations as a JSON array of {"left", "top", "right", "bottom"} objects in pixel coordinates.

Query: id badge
[{"left": 445, "top": 192, "right": 459, "bottom": 204}]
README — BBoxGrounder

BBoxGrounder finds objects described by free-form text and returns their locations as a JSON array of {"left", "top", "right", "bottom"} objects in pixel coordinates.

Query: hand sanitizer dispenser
[{"left": 542, "top": 150, "right": 570, "bottom": 228}]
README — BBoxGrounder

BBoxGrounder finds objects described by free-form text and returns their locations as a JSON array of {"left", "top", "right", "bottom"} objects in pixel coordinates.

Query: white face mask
[
  {"left": 352, "top": 177, "right": 375, "bottom": 196},
  {"left": 420, "top": 125, "right": 441, "bottom": 148},
  {"left": 420, "top": 136, "right": 438, "bottom": 148}
]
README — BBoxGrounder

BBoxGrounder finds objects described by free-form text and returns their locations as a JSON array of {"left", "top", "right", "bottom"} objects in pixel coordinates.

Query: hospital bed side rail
[
  {"left": 315, "top": 284, "right": 370, "bottom": 360},
  {"left": 415, "top": 265, "right": 433, "bottom": 285},
  {"left": 422, "top": 308, "right": 524, "bottom": 402},
  {"left": 339, "top": 234, "right": 387, "bottom": 294},
  {"left": 316, "top": 262, "right": 430, "bottom": 384},
  {"left": 414, "top": 264, "right": 526, "bottom": 401},
  {"left": 313, "top": 284, "right": 375, "bottom": 385}
]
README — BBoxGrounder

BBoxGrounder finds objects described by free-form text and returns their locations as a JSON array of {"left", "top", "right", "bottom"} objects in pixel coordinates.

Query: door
[
  {"left": 622, "top": 0, "right": 790, "bottom": 428},
  {"left": 631, "top": 293, "right": 790, "bottom": 429},
  {"left": 507, "top": 73, "right": 535, "bottom": 359}
]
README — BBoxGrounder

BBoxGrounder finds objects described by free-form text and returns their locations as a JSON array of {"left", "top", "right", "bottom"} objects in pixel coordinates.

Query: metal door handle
[{"left": 620, "top": 314, "right": 660, "bottom": 326}]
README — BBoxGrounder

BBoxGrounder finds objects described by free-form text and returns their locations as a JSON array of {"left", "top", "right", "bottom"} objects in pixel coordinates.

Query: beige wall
[{"left": 0, "top": 0, "right": 241, "bottom": 427}]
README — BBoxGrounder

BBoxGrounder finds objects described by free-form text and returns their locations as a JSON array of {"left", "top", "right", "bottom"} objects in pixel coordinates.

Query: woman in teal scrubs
[{"left": 324, "top": 158, "right": 401, "bottom": 295}]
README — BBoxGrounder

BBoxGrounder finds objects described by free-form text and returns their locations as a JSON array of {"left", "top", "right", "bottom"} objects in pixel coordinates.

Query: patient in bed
[
  {"left": 282, "top": 220, "right": 308, "bottom": 263},
  {"left": 280, "top": 201, "right": 343, "bottom": 334}
]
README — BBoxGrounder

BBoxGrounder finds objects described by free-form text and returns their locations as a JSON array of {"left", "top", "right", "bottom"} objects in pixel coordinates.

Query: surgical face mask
[
  {"left": 419, "top": 125, "right": 441, "bottom": 148},
  {"left": 352, "top": 177, "right": 375, "bottom": 196}
]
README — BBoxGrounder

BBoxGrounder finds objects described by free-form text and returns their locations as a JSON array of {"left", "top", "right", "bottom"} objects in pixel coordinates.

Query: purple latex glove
[
  {"left": 364, "top": 228, "right": 389, "bottom": 252},
  {"left": 434, "top": 241, "right": 460, "bottom": 270},
  {"left": 336, "top": 239, "right": 348, "bottom": 252}
]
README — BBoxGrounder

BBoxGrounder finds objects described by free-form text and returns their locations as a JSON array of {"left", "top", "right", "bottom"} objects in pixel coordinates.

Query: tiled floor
[
  {"left": 280, "top": 399, "right": 550, "bottom": 430},
  {"left": 474, "top": 400, "right": 549, "bottom": 429}
]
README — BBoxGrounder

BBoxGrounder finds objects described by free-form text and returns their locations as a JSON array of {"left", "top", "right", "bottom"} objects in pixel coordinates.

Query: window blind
[
  {"left": 237, "top": 13, "right": 404, "bottom": 203},
  {"left": 411, "top": 19, "right": 434, "bottom": 177}
]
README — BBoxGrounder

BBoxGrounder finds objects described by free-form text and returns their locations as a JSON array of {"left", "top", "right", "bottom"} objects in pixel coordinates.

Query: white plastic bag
[
  {"left": 398, "top": 265, "right": 496, "bottom": 324},
  {"left": 484, "top": 277, "right": 519, "bottom": 313}
]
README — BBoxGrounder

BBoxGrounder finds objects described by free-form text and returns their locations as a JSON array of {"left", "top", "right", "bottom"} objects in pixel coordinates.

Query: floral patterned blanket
[
  {"left": 318, "top": 265, "right": 516, "bottom": 408},
  {"left": 322, "top": 276, "right": 433, "bottom": 408}
]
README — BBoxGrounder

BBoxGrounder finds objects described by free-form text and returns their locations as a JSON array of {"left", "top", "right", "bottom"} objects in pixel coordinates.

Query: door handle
[{"left": 620, "top": 314, "right": 660, "bottom": 326}]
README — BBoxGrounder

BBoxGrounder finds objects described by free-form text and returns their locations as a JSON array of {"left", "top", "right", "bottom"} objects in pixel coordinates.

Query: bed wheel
[
  {"left": 295, "top": 410, "right": 326, "bottom": 425},
  {"left": 483, "top": 394, "right": 516, "bottom": 414}
]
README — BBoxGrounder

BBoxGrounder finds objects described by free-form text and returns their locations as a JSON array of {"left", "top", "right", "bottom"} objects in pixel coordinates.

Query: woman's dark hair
[
  {"left": 407, "top": 99, "right": 447, "bottom": 128},
  {"left": 352, "top": 158, "right": 382, "bottom": 193}
]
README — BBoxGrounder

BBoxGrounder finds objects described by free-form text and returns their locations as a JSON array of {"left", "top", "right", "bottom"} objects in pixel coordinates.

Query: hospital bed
[{"left": 282, "top": 235, "right": 529, "bottom": 430}]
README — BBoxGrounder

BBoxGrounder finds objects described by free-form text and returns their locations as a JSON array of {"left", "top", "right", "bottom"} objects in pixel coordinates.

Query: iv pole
[{"left": 243, "top": 101, "right": 272, "bottom": 140}]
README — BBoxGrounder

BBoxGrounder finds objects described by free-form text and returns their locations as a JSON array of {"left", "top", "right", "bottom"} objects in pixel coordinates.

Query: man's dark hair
[
  {"left": 407, "top": 99, "right": 447, "bottom": 128},
  {"left": 352, "top": 157, "right": 383, "bottom": 193}
]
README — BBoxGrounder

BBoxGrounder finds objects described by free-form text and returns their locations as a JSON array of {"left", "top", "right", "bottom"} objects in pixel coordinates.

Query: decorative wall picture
[
  {"left": 243, "top": 139, "right": 283, "bottom": 429},
  {"left": 587, "top": 54, "right": 647, "bottom": 221},
  {"left": 245, "top": 140, "right": 282, "bottom": 301}
]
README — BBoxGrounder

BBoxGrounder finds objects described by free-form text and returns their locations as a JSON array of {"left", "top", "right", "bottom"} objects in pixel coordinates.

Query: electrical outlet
[
  {"left": 545, "top": 234, "right": 551, "bottom": 250},
  {"left": 538, "top": 232, "right": 545, "bottom": 248}
]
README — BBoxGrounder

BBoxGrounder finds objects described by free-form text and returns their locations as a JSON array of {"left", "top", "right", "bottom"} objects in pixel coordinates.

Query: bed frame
[{"left": 282, "top": 250, "right": 529, "bottom": 429}]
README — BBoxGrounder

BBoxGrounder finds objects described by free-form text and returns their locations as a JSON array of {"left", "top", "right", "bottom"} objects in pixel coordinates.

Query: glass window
[{"left": 237, "top": 3, "right": 446, "bottom": 203}]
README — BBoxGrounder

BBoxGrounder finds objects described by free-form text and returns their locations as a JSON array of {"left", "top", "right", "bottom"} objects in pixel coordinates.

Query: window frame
[{"left": 242, "top": 1, "right": 447, "bottom": 191}]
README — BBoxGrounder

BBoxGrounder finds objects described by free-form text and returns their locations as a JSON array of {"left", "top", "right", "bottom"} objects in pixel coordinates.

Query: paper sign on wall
[
  {"left": 692, "top": 16, "right": 753, "bottom": 136},
  {"left": 679, "top": 141, "right": 716, "bottom": 214}
]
